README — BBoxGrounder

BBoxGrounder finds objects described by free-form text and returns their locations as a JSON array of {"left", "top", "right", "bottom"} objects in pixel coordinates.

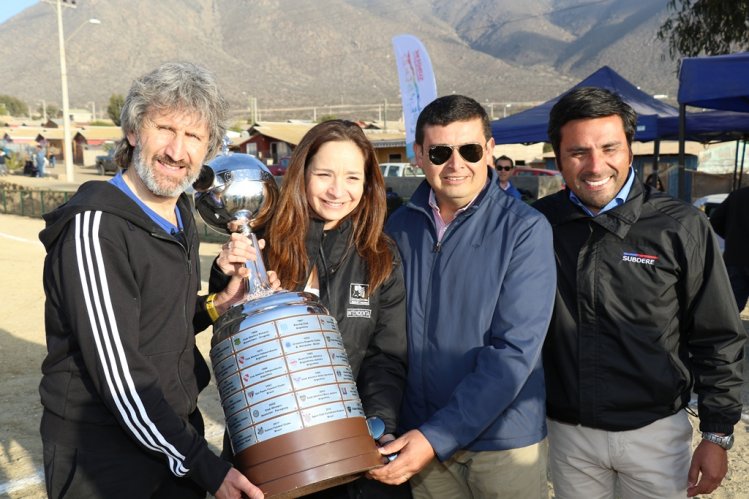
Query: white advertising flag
[{"left": 392, "top": 34, "right": 438, "bottom": 161}]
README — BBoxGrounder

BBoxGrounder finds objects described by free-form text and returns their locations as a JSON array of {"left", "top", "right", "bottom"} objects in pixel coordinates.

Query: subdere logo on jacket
[{"left": 622, "top": 251, "right": 659, "bottom": 265}]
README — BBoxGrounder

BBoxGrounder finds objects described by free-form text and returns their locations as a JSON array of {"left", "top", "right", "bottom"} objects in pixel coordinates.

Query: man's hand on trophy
[
  {"left": 217, "top": 232, "right": 263, "bottom": 276},
  {"left": 214, "top": 233, "right": 280, "bottom": 312}
]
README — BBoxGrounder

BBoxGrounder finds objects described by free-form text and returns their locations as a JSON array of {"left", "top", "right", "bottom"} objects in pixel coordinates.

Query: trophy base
[{"left": 234, "top": 418, "right": 384, "bottom": 499}]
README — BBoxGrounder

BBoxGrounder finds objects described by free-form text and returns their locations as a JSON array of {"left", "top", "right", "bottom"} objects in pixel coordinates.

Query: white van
[{"left": 380, "top": 162, "right": 424, "bottom": 177}]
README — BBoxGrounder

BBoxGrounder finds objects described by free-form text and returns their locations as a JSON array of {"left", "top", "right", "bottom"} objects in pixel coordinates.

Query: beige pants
[
  {"left": 547, "top": 411, "right": 692, "bottom": 499},
  {"left": 410, "top": 440, "right": 548, "bottom": 499}
]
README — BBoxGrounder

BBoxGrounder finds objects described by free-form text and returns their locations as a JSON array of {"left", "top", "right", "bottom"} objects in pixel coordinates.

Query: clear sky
[{"left": 1, "top": 0, "right": 39, "bottom": 25}]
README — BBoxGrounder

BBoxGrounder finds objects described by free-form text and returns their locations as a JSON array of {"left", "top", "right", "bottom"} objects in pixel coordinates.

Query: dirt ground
[{"left": 1, "top": 171, "right": 749, "bottom": 497}]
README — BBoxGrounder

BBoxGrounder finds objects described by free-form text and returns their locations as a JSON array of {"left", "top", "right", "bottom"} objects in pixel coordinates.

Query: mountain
[{"left": 0, "top": 0, "right": 677, "bottom": 119}]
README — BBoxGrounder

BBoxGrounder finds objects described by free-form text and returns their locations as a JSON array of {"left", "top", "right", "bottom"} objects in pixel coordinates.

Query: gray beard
[{"left": 132, "top": 145, "right": 200, "bottom": 198}]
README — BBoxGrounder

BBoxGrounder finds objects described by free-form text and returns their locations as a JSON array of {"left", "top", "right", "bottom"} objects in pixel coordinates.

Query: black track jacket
[
  {"left": 534, "top": 181, "right": 746, "bottom": 434},
  {"left": 39, "top": 181, "right": 229, "bottom": 493}
]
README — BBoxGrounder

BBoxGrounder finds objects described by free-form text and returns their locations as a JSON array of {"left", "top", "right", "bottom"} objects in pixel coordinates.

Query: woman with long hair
[
  {"left": 213, "top": 120, "right": 409, "bottom": 498},
  {"left": 268, "top": 120, "right": 408, "bottom": 498}
]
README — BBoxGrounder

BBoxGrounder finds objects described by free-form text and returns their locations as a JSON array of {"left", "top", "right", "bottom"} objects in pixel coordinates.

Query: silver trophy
[
  {"left": 193, "top": 148, "right": 279, "bottom": 298},
  {"left": 193, "top": 149, "right": 382, "bottom": 498}
]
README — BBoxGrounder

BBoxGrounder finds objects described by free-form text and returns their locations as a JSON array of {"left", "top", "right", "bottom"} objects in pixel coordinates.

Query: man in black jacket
[
  {"left": 39, "top": 62, "right": 263, "bottom": 499},
  {"left": 710, "top": 185, "right": 749, "bottom": 312},
  {"left": 533, "top": 87, "right": 745, "bottom": 499}
]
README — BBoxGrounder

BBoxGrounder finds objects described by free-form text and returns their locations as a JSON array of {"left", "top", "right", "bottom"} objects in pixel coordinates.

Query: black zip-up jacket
[
  {"left": 210, "top": 218, "right": 408, "bottom": 433},
  {"left": 39, "top": 181, "right": 230, "bottom": 493},
  {"left": 710, "top": 186, "right": 749, "bottom": 267},
  {"left": 533, "top": 181, "right": 746, "bottom": 434}
]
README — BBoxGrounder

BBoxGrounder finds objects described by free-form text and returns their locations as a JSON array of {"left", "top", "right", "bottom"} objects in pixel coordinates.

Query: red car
[
  {"left": 512, "top": 167, "right": 562, "bottom": 178},
  {"left": 268, "top": 156, "right": 291, "bottom": 176}
]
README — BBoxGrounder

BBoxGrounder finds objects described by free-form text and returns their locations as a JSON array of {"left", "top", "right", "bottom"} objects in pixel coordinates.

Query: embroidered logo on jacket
[
  {"left": 347, "top": 308, "right": 372, "bottom": 318},
  {"left": 349, "top": 283, "right": 369, "bottom": 305},
  {"left": 622, "top": 252, "right": 659, "bottom": 265}
]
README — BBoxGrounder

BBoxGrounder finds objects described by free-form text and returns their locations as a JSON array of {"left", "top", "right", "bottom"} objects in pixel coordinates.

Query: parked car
[
  {"left": 380, "top": 162, "right": 424, "bottom": 177},
  {"left": 512, "top": 167, "right": 562, "bottom": 178},
  {"left": 693, "top": 193, "right": 728, "bottom": 252},
  {"left": 693, "top": 192, "right": 728, "bottom": 218},
  {"left": 268, "top": 156, "right": 291, "bottom": 176},
  {"left": 95, "top": 149, "right": 118, "bottom": 175}
]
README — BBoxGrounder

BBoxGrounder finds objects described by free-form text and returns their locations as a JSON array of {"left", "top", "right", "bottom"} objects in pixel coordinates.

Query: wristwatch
[{"left": 702, "top": 432, "right": 734, "bottom": 450}]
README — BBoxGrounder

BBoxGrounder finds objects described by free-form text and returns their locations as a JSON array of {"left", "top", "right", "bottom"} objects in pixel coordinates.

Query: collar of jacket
[
  {"left": 545, "top": 180, "right": 649, "bottom": 240},
  {"left": 406, "top": 165, "right": 497, "bottom": 219},
  {"left": 304, "top": 216, "right": 353, "bottom": 276},
  {"left": 40, "top": 181, "right": 194, "bottom": 250}
]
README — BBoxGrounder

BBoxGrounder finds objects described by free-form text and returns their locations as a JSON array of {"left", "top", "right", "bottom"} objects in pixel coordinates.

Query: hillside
[{"left": 0, "top": 0, "right": 677, "bottom": 119}]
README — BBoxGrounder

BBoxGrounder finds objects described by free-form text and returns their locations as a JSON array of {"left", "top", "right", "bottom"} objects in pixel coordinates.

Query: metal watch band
[{"left": 702, "top": 432, "right": 734, "bottom": 450}]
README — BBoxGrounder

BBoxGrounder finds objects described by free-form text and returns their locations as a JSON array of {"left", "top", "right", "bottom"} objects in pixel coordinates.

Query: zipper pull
[{"left": 433, "top": 241, "right": 441, "bottom": 253}]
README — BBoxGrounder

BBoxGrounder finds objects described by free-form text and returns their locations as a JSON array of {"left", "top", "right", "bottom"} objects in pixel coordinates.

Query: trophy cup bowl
[
  {"left": 193, "top": 153, "right": 278, "bottom": 236},
  {"left": 194, "top": 152, "right": 383, "bottom": 498}
]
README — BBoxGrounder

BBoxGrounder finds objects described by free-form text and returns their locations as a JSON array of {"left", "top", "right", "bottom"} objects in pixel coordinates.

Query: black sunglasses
[
  {"left": 428, "top": 143, "right": 485, "bottom": 165},
  {"left": 495, "top": 165, "right": 513, "bottom": 171}
]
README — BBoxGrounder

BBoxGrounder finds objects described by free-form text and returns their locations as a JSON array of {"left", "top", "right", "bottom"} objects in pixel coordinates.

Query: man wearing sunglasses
[
  {"left": 534, "top": 87, "right": 745, "bottom": 499},
  {"left": 494, "top": 155, "right": 522, "bottom": 200},
  {"left": 371, "top": 95, "right": 556, "bottom": 498}
]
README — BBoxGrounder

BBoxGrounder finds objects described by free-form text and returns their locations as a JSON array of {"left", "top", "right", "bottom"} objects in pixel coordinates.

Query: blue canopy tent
[
  {"left": 677, "top": 52, "right": 749, "bottom": 198},
  {"left": 491, "top": 66, "right": 678, "bottom": 145},
  {"left": 659, "top": 110, "right": 749, "bottom": 142}
]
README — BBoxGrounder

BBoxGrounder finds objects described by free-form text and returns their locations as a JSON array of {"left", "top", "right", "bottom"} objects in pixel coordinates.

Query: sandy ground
[{"left": 1, "top": 169, "right": 749, "bottom": 497}]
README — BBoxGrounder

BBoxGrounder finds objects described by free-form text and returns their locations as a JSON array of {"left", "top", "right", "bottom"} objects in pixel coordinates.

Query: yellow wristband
[{"left": 205, "top": 293, "right": 220, "bottom": 322}]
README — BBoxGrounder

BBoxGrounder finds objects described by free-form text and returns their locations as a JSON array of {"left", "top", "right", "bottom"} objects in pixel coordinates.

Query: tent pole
[
  {"left": 733, "top": 140, "right": 740, "bottom": 191},
  {"left": 678, "top": 104, "right": 686, "bottom": 201},
  {"left": 739, "top": 140, "right": 746, "bottom": 190}
]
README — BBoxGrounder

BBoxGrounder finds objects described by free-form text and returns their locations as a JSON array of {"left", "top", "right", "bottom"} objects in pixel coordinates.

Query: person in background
[
  {"left": 210, "top": 119, "right": 410, "bottom": 499},
  {"left": 645, "top": 171, "right": 665, "bottom": 192},
  {"left": 494, "top": 154, "right": 522, "bottom": 199},
  {"left": 710, "top": 185, "right": 749, "bottom": 312},
  {"left": 534, "top": 87, "right": 745, "bottom": 499},
  {"left": 370, "top": 95, "right": 556, "bottom": 498},
  {"left": 38, "top": 61, "right": 264, "bottom": 499},
  {"left": 35, "top": 144, "right": 46, "bottom": 178},
  {"left": 0, "top": 149, "right": 7, "bottom": 175}
]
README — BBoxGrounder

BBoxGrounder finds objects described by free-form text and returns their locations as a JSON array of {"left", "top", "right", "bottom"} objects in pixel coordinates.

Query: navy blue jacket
[{"left": 385, "top": 167, "right": 556, "bottom": 460}]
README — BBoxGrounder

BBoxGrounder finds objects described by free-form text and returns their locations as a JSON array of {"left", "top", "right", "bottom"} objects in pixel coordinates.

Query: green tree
[
  {"left": 35, "top": 103, "right": 60, "bottom": 120},
  {"left": 658, "top": 0, "right": 749, "bottom": 58},
  {"left": 107, "top": 94, "right": 125, "bottom": 126},
  {"left": 47, "top": 104, "right": 61, "bottom": 119},
  {"left": 0, "top": 95, "right": 29, "bottom": 116}
]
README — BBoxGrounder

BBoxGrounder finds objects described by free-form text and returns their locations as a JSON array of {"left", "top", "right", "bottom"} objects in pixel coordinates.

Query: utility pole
[{"left": 42, "top": 0, "right": 77, "bottom": 182}]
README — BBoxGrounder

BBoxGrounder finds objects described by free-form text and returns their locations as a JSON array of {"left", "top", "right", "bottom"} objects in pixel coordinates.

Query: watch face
[{"left": 724, "top": 434, "right": 735, "bottom": 450}]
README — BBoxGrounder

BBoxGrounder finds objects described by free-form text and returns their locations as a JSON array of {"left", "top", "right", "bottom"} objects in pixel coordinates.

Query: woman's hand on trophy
[{"left": 266, "top": 270, "right": 281, "bottom": 291}]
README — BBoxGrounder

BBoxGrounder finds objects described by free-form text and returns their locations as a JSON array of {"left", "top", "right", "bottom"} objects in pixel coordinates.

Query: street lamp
[
  {"left": 42, "top": 0, "right": 100, "bottom": 182},
  {"left": 87, "top": 100, "right": 96, "bottom": 121},
  {"left": 66, "top": 17, "right": 100, "bottom": 42}
]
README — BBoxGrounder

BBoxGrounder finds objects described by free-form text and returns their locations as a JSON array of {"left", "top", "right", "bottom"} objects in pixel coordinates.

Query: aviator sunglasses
[{"left": 428, "top": 143, "right": 485, "bottom": 165}]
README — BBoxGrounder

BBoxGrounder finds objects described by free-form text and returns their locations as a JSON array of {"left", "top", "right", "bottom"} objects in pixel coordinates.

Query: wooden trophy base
[{"left": 234, "top": 418, "right": 385, "bottom": 498}]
